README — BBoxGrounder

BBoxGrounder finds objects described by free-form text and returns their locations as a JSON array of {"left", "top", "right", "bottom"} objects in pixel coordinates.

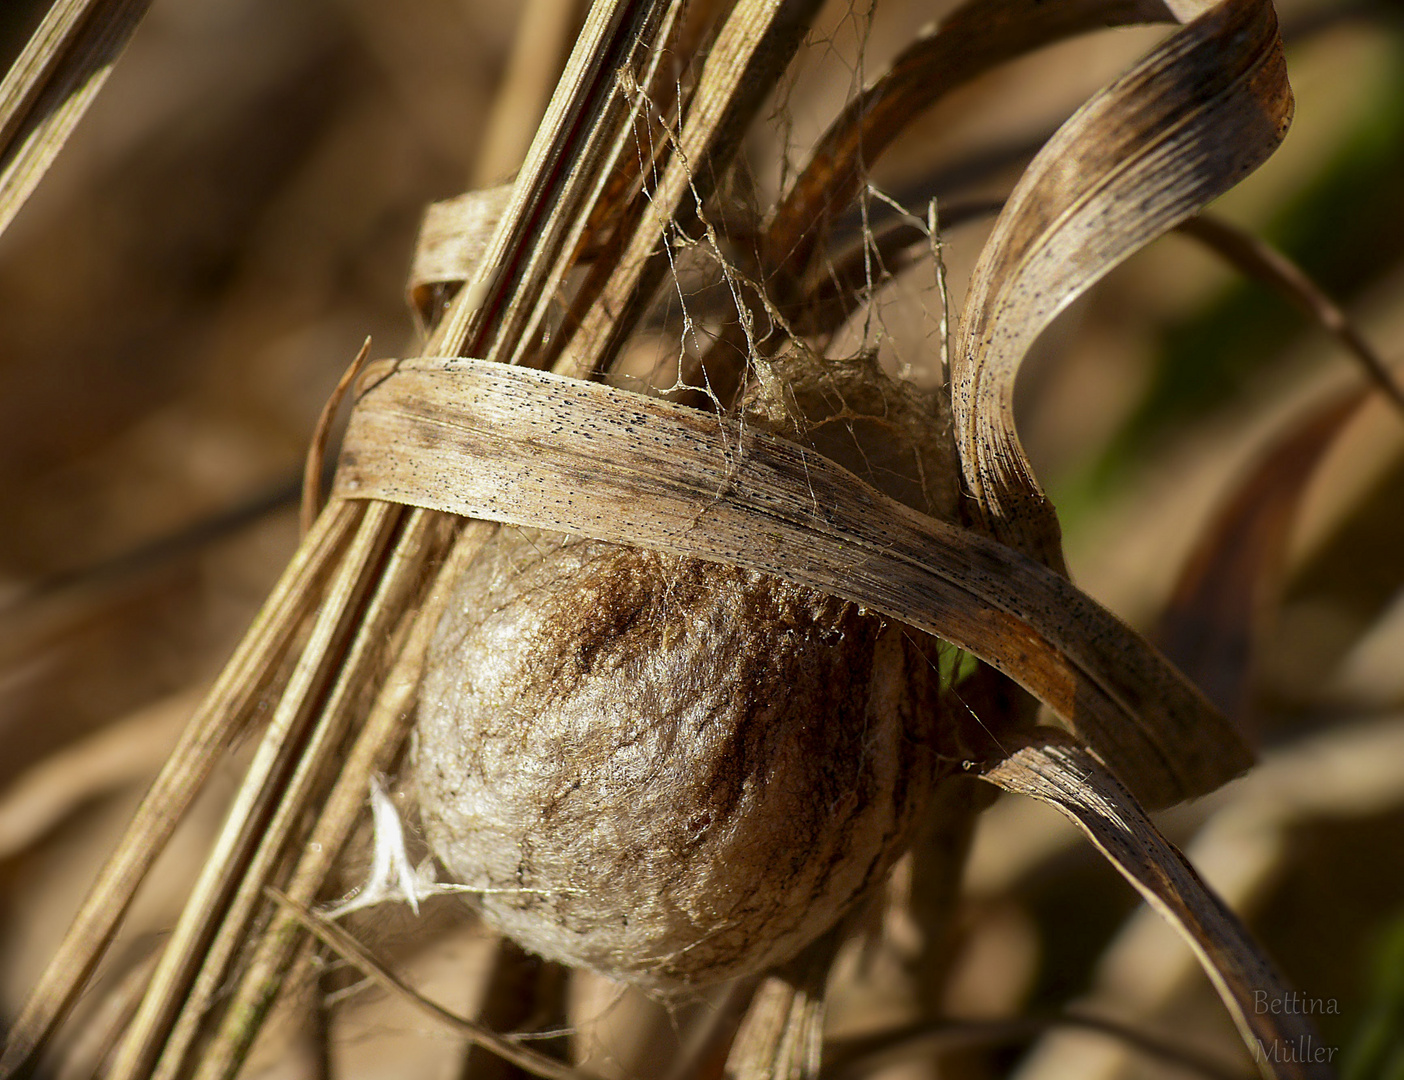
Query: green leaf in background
[{"left": 1342, "top": 911, "right": 1404, "bottom": 1080}]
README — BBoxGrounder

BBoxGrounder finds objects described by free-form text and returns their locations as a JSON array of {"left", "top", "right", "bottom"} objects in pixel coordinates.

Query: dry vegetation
[{"left": 1, "top": 0, "right": 1403, "bottom": 1078}]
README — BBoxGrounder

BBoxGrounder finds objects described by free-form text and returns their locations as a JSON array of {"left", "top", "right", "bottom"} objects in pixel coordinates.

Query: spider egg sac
[{"left": 414, "top": 353, "right": 961, "bottom": 990}]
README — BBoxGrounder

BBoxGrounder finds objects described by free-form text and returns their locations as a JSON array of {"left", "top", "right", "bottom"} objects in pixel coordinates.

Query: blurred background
[{"left": 1, "top": 0, "right": 1402, "bottom": 1076}]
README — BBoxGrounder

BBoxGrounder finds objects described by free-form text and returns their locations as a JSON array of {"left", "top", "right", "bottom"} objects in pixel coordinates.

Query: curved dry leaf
[
  {"left": 1155, "top": 215, "right": 1401, "bottom": 727},
  {"left": 301, "top": 338, "right": 372, "bottom": 536},
  {"left": 952, "top": 0, "right": 1292, "bottom": 571},
  {"left": 764, "top": 0, "right": 1172, "bottom": 285},
  {"left": 793, "top": 205, "right": 1391, "bottom": 732},
  {"left": 1022, "top": 714, "right": 1404, "bottom": 1080},
  {"left": 1157, "top": 387, "right": 1366, "bottom": 727},
  {"left": 980, "top": 730, "right": 1331, "bottom": 1080},
  {"left": 334, "top": 357, "right": 1251, "bottom": 810}
]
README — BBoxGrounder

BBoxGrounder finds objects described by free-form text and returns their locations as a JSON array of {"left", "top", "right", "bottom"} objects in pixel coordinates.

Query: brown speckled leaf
[
  {"left": 334, "top": 357, "right": 1252, "bottom": 811},
  {"left": 951, "top": 0, "right": 1292, "bottom": 571}
]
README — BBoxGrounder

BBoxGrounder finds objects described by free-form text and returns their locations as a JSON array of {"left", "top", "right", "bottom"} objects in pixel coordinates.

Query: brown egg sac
[
  {"left": 413, "top": 352, "right": 963, "bottom": 990},
  {"left": 414, "top": 529, "right": 953, "bottom": 990}
]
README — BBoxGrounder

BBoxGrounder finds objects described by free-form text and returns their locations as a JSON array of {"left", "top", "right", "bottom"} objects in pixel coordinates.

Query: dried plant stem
[
  {"left": 148, "top": 2, "right": 750, "bottom": 1070},
  {"left": 820, "top": 1011, "right": 1249, "bottom": 1080},
  {"left": 192, "top": 516, "right": 496, "bottom": 1080},
  {"left": 504, "top": 0, "right": 695, "bottom": 373},
  {"left": 301, "top": 338, "right": 372, "bottom": 536},
  {"left": 0, "top": 499, "right": 360, "bottom": 1077},
  {"left": 264, "top": 889, "right": 582, "bottom": 1080},
  {"left": 552, "top": 0, "right": 823, "bottom": 381},
  {"left": 106, "top": 500, "right": 405, "bottom": 1079},
  {"left": 725, "top": 936, "right": 838, "bottom": 1080},
  {"left": 149, "top": 503, "right": 451, "bottom": 1079},
  {"left": 472, "top": 0, "right": 582, "bottom": 188},
  {"left": 429, "top": 0, "right": 657, "bottom": 359},
  {"left": 1174, "top": 213, "right": 1404, "bottom": 414},
  {"left": 0, "top": 0, "right": 154, "bottom": 238},
  {"left": 475, "top": 0, "right": 686, "bottom": 372}
]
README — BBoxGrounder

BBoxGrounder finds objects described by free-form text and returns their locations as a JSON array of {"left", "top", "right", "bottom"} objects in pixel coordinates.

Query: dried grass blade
[
  {"left": 725, "top": 937, "right": 836, "bottom": 1080},
  {"left": 429, "top": 0, "right": 654, "bottom": 358},
  {"left": 149, "top": 3, "right": 710, "bottom": 1069},
  {"left": 951, "top": 0, "right": 1292, "bottom": 571},
  {"left": 484, "top": 0, "right": 695, "bottom": 370},
  {"left": 1157, "top": 388, "right": 1364, "bottom": 725},
  {"left": 1175, "top": 213, "right": 1404, "bottom": 414},
  {"left": 0, "top": 0, "right": 153, "bottom": 239},
  {"left": 506, "top": 0, "right": 696, "bottom": 373},
  {"left": 765, "top": 0, "right": 1170, "bottom": 286},
  {"left": 726, "top": 976, "right": 825, "bottom": 1080},
  {"left": 819, "top": 1012, "right": 1249, "bottom": 1080},
  {"left": 1019, "top": 715, "right": 1404, "bottom": 1080},
  {"left": 551, "top": 0, "right": 824, "bottom": 381},
  {"left": 262, "top": 889, "right": 581, "bottom": 1080},
  {"left": 192, "top": 516, "right": 497, "bottom": 1080},
  {"left": 980, "top": 730, "right": 1332, "bottom": 1080},
  {"left": 414, "top": 0, "right": 702, "bottom": 360},
  {"left": 105, "top": 501, "right": 403, "bottom": 1080},
  {"left": 149, "top": 506, "right": 453, "bottom": 1079},
  {"left": 335, "top": 358, "right": 1250, "bottom": 807},
  {"left": 301, "top": 338, "right": 372, "bottom": 536},
  {"left": 0, "top": 499, "right": 361, "bottom": 1077}
]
